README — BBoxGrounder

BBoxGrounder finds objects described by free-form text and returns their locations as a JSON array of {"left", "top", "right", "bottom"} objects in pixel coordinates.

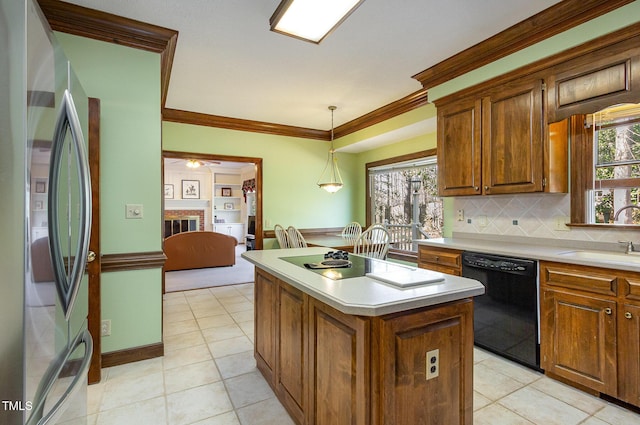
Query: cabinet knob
[
  {"left": 605, "top": 307, "right": 612, "bottom": 315},
  {"left": 435, "top": 256, "right": 440, "bottom": 262},
  {"left": 625, "top": 312, "right": 633, "bottom": 319},
  {"left": 484, "top": 185, "right": 489, "bottom": 191},
  {"left": 474, "top": 186, "right": 479, "bottom": 191}
]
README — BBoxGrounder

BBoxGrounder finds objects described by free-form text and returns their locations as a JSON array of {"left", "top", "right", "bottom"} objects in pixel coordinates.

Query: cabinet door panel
[
  {"left": 482, "top": 79, "right": 543, "bottom": 194},
  {"left": 307, "top": 299, "right": 369, "bottom": 425},
  {"left": 541, "top": 289, "right": 617, "bottom": 395},
  {"left": 437, "top": 98, "right": 482, "bottom": 196},
  {"left": 618, "top": 303, "right": 640, "bottom": 406},
  {"left": 254, "top": 268, "right": 276, "bottom": 384},
  {"left": 277, "top": 282, "right": 306, "bottom": 423}
]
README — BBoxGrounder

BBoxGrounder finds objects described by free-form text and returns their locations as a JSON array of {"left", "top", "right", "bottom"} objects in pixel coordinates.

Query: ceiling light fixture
[
  {"left": 186, "top": 160, "right": 201, "bottom": 169},
  {"left": 317, "top": 106, "right": 343, "bottom": 193},
  {"left": 270, "top": 0, "right": 365, "bottom": 44}
]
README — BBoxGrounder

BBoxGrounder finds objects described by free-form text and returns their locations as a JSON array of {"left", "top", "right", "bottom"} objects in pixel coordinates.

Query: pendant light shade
[{"left": 317, "top": 106, "right": 344, "bottom": 193}]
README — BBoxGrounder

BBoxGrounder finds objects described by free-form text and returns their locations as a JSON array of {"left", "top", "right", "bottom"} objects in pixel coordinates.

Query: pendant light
[{"left": 317, "top": 105, "right": 344, "bottom": 193}]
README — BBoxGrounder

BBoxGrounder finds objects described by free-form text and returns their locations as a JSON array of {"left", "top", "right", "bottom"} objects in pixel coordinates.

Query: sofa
[{"left": 164, "top": 231, "right": 238, "bottom": 272}]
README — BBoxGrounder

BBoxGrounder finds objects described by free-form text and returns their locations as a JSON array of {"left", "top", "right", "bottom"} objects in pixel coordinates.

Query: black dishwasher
[{"left": 462, "top": 252, "right": 540, "bottom": 371}]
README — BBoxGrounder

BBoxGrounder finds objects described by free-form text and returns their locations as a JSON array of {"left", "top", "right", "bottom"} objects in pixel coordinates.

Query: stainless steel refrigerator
[{"left": 1, "top": 0, "right": 93, "bottom": 423}]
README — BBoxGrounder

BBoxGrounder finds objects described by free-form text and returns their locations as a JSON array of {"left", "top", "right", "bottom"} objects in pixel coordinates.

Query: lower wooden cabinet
[
  {"left": 540, "top": 261, "right": 640, "bottom": 407},
  {"left": 254, "top": 267, "right": 474, "bottom": 425},
  {"left": 417, "top": 245, "right": 462, "bottom": 276}
]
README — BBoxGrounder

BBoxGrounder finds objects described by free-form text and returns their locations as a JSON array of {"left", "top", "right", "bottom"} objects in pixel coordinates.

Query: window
[
  {"left": 589, "top": 104, "right": 640, "bottom": 225},
  {"left": 366, "top": 150, "right": 442, "bottom": 252}
]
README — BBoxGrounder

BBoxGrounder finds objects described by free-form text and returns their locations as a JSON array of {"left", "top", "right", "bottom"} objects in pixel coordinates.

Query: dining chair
[
  {"left": 274, "top": 224, "right": 291, "bottom": 249},
  {"left": 341, "top": 222, "right": 362, "bottom": 241},
  {"left": 287, "top": 226, "right": 308, "bottom": 248},
  {"left": 354, "top": 224, "right": 390, "bottom": 259}
]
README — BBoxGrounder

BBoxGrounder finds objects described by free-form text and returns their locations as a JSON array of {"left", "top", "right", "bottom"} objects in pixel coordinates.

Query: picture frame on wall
[
  {"left": 182, "top": 180, "right": 200, "bottom": 199},
  {"left": 164, "top": 184, "right": 174, "bottom": 199},
  {"left": 224, "top": 202, "right": 234, "bottom": 210},
  {"left": 221, "top": 187, "right": 232, "bottom": 197}
]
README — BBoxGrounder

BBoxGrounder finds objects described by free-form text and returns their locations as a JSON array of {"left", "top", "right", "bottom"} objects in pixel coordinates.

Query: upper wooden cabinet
[
  {"left": 437, "top": 77, "right": 567, "bottom": 196},
  {"left": 547, "top": 41, "right": 640, "bottom": 122}
]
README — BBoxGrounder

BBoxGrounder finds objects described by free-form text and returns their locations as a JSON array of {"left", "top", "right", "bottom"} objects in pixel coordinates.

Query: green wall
[
  {"left": 163, "top": 122, "right": 359, "bottom": 247},
  {"left": 55, "top": 33, "right": 163, "bottom": 353}
]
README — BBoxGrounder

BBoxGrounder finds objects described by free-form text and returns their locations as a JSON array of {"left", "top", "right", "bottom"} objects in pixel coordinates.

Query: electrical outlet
[
  {"left": 456, "top": 209, "right": 464, "bottom": 221},
  {"left": 426, "top": 349, "right": 439, "bottom": 380},
  {"left": 554, "top": 215, "right": 570, "bottom": 231},
  {"left": 101, "top": 319, "right": 111, "bottom": 336},
  {"left": 477, "top": 215, "right": 488, "bottom": 227}
]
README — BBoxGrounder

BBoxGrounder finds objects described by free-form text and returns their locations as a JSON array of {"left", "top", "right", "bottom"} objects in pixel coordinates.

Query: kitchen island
[{"left": 242, "top": 247, "right": 484, "bottom": 425}]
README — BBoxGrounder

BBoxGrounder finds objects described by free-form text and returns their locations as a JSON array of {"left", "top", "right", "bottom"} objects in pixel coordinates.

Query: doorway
[{"left": 161, "top": 151, "right": 263, "bottom": 290}]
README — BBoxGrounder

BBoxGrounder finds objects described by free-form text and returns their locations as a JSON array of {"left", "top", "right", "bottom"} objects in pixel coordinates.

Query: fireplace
[{"left": 164, "top": 209, "right": 204, "bottom": 238}]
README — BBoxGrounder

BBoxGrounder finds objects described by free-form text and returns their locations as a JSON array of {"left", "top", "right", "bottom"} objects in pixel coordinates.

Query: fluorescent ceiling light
[{"left": 270, "top": 0, "right": 365, "bottom": 44}]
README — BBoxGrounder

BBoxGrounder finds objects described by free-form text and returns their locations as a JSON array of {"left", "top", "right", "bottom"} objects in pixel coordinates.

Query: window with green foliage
[
  {"left": 367, "top": 152, "right": 442, "bottom": 252},
  {"left": 590, "top": 104, "right": 640, "bottom": 225}
]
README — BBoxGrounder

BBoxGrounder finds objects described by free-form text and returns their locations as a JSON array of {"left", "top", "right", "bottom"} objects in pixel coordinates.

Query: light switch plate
[{"left": 125, "top": 204, "right": 143, "bottom": 219}]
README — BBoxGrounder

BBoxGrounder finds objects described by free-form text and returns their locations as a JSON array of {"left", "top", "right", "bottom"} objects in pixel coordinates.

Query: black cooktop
[{"left": 280, "top": 252, "right": 410, "bottom": 280}]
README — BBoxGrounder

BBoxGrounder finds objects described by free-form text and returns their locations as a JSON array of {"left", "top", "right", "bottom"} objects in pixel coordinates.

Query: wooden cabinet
[
  {"left": 307, "top": 298, "right": 369, "bottom": 425},
  {"left": 254, "top": 267, "right": 276, "bottom": 384},
  {"left": 417, "top": 245, "right": 462, "bottom": 275},
  {"left": 373, "top": 299, "right": 474, "bottom": 425},
  {"left": 547, "top": 42, "right": 640, "bottom": 122},
  {"left": 436, "top": 77, "right": 567, "bottom": 196},
  {"left": 254, "top": 267, "right": 474, "bottom": 425},
  {"left": 540, "top": 261, "right": 640, "bottom": 407}
]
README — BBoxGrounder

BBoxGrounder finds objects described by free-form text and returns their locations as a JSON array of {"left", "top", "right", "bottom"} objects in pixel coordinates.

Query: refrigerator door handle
[
  {"left": 26, "top": 328, "right": 93, "bottom": 425},
  {"left": 48, "top": 86, "right": 92, "bottom": 320}
]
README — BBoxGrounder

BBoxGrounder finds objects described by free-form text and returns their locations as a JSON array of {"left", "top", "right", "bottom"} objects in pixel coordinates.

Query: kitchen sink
[{"left": 557, "top": 250, "right": 640, "bottom": 264}]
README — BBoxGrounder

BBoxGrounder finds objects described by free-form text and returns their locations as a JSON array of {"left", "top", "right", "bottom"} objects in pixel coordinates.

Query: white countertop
[
  {"left": 242, "top": 247, "right": 485, "bottom": 317},
  {"left": 417, "top": 235, "right": 640, "bottom": 273}
]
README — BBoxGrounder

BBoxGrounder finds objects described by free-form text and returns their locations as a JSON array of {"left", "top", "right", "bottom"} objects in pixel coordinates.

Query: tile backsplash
[{"left": 452, "top": 193, "right": 640, "bottom": 245}]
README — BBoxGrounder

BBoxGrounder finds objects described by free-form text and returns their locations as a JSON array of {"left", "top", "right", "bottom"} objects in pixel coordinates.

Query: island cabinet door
[
  {"left": 618, "top": 302, "right": 640, "bottom": 406},
  {"left": 254, "top": 268, "right": 277, "bottom": 385},
  {"left": 372, "top": 299, "right": 474, "bottom": 425},
  {"left": 307, "top": 298, "right": 370, "bottom": 425},
  {"left": 276, "top": 281, "right": 307, "bottom": 425}
]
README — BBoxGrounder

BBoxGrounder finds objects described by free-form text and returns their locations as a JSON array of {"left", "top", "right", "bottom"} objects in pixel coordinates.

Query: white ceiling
[{"left": 65, "top": 0, "right": 560, "bottom": 131}]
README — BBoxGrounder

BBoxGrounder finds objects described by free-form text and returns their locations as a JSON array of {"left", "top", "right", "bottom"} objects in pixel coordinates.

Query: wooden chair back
[
  {"left": 274, "top": 224, "right": 290, "bottom": 248},
  {"left": 287, "top": 226, "right": 308, "bottom": 248},
  {"left": 354, "top": 224, "right": 390, "bottom": 259}
]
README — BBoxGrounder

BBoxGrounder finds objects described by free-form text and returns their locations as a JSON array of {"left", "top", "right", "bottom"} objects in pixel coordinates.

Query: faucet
[
  {"left": 619, "top": 241, "right": 637, "bottom": 254},
  {"left": 614, "top": 204, "right": 640, "bottom": 222}
]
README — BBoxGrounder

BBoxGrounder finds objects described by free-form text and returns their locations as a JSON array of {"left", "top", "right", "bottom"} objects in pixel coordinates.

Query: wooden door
[
  {"left": 307, "top": 299, "right": 369, "bottom": 425},
  {"left": 374, "top": 299, "right": 474, "bottom": 425},
  {"left": 277, "top": 281, "right": 307, "bottom": 424},
  {"left": 618, "top": 303, "right": 640, "bottom": 406},
  {"left": 255, "top": 268, "right": 276, "bottom": 384},
  {"left": 482, "top": 79, "right": 544, "bottom": 194},
  {"left": 540, "top": 288, "right": 617, "bottom": 395},
  {"left": 437, "top": 97, "right": 482, "bottom": 196}
]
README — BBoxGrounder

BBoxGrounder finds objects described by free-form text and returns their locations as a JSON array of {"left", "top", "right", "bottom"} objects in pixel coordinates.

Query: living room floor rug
[{"left": 165, "top": 245, "right": 255, "bottom": 292}]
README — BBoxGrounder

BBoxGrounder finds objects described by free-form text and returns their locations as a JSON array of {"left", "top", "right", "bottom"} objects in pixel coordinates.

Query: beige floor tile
[
  {"left": 96, "top": 396, "right": 166, "bottom": 425},
  {"left": 225, "top": 370, "right": 275, "bottom": 408},
  {"left": 498, "top": 386, "right": 590, "bottom": 425},
  {"left": 86, "top": 381, "right": 106, "bottom": 415},
  {"left": 189, "top": 300, "right": 224, "bottom": 312},
  {"left": 197, "top": 313, "right": 236, "bottom": 330},
  {"left": 163, "top": 343, "right": 213, "bottom": 370},
  {"left": 594, "top": 403, "right": 640, "bottom": 424},
  {"left": 190, "top": 411, "right": 241, "bottom": 425},
  {"left": 164, "top": 303, "right": 192, "bottom": 314},
  {"left": 215, "top": 350, "right": 256, "bottom": 380},
  {"left": 164, "top": 359, "right": 222, "bottom": 394},
  {"left": 164, "top": 318, "right": 200, "bottom": 336},
  {"left": 167, "top": 382, "right": 234, "bottom": 425},
  {"left": 223, "top": 301, "right": 254, "bottom": 313},
  {"left": 235, "top": 397, "right": 295, "bottom": 425},
  {"left": 201, "top": 323, "right": 245, "bottom": 343},
  {"left": 479, "top": 356, "right": 542, "bottom": 385},
  {"left": 474, "top": 347, "right": 492, "bottom": 363},
  {"left": 474, "top": 362, "right": 527, "bottom": 401},
  {"left": 105, "top": 357, "right": 163, "bottom": 383},
  {"left": 217, "top": 295, "right": 247, "bottom": 305},
  {"left": 164, "top": 309, "right": 195, "bottom": 323},
  {"left": 208, "top": 336, "right": 253, "bottom": 358},
  {"left": 474, "top": 390, "right": 492, "bottom": 411},
  {"left": 530, "top": 376, "right": 606, "bottom": 415},
  {"left": 474, "top": 403, "right": 535, "bottom": 425},
  {"left": 192, "top": 304, "right": 228, "bottom": 319},
  {"left": 100, "top": 371, "right": 164, "bottom": 411},
  {"left": 236, "top": 320, "right": 253, "bottom": 335},
  {"left": 230, "top": 310, "right": 253, "bottom": 323},
  {"left": 580, "top": 417, "right": 612, "bottom": 425},
  {"left": 164, "top": 330, "right": 205, "bottom": 352}
]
